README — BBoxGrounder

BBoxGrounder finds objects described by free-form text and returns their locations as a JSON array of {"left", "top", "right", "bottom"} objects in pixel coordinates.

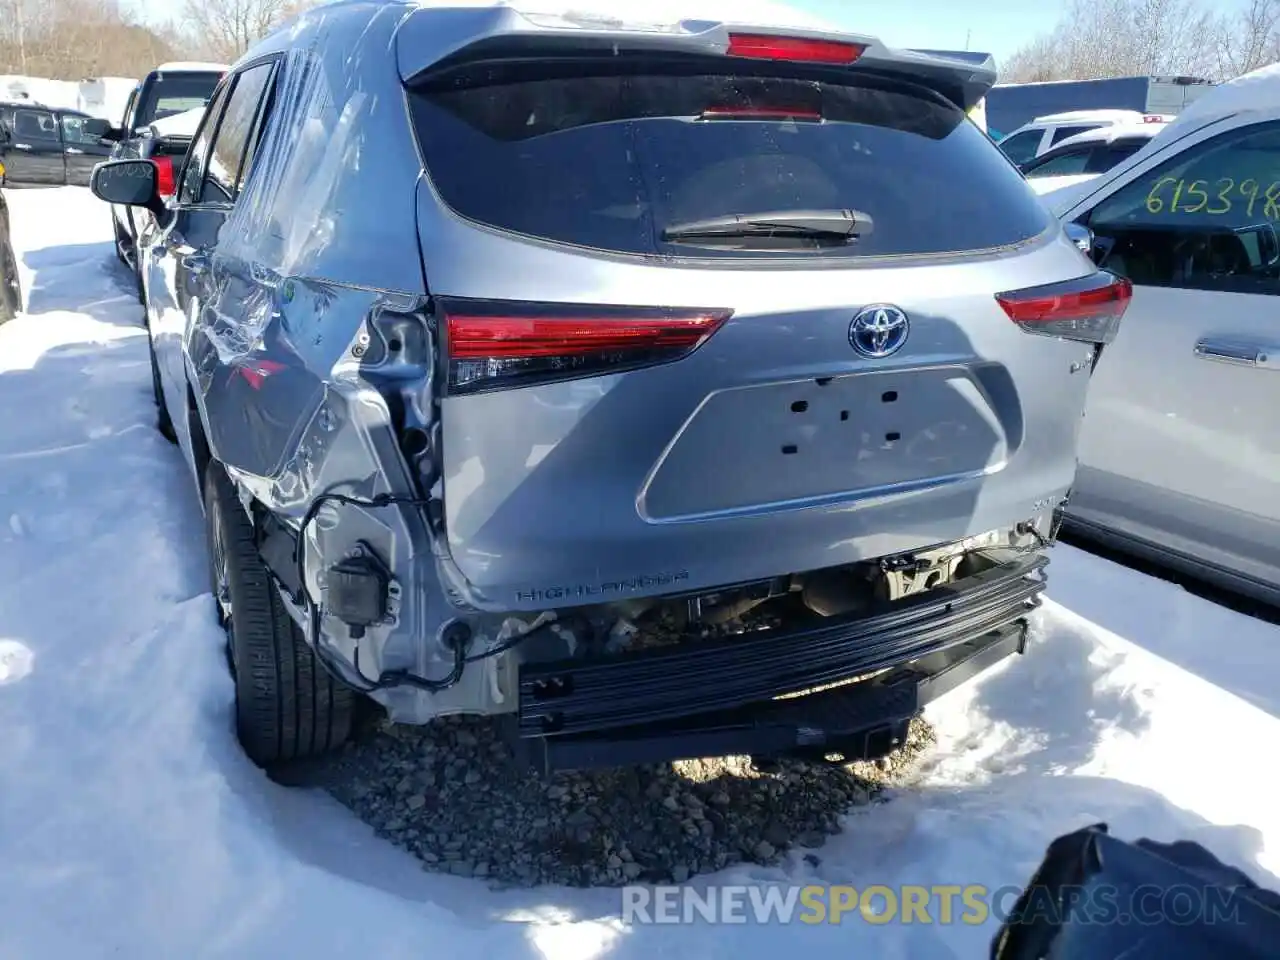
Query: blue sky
[
  {"left": 123, "top": 0, "right": 1249, "bottom": 68},
  {"left": 787, "top": 0, "right": 1068, "bottom": 63},
  {"left": 124, "top": 0, "right": 1069, "bottom": 64}
]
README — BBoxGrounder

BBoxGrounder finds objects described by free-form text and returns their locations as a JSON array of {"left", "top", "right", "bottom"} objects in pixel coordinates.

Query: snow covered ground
[{"left": 2, "top": 185, "right": 1279, "bottom": 959}]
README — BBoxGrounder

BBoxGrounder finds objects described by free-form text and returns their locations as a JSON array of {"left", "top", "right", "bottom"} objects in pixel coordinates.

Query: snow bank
[
  {"left": 0, "top": 74, "right": 137, "bottom": 120},
  {"left": 2, "top": 186, "right": 1279, "bottom": 960}
]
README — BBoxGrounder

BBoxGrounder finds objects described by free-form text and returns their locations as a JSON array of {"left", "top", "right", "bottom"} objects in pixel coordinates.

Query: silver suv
[{"left": 88, "top": 2, "right": 1131, "bottom": 775}]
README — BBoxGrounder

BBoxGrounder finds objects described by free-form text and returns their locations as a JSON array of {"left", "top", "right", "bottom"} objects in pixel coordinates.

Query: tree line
[
  {"left": 1004, "top": 0, "right": 1279, "bottom": 82},
  {"left": 0, "top": 0, "right": 311, "bottom": 79},
  {"left": 1, "top": 0, "right": 1276, "bottom": 87}
]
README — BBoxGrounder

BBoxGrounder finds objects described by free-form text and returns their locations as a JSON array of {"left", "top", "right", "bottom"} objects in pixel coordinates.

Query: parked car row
[
  {"left": 1018, "top": 121, "right": 1166, "bottom": 179},
  {"left": 0, "top": 62, "right": 224, "bottom": 201},
  {"left": 995, "top": 108, "right": 1171, "bottom": 166}
]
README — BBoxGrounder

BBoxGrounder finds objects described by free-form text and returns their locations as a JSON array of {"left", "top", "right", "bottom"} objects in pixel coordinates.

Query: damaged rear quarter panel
[{"left": 182, "top": 3, "right": 501, "bottom": 719}]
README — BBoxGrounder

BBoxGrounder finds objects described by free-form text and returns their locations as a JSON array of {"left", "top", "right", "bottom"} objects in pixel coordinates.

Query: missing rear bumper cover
[
  {"left": 515, "top": 623, "right": 1027, "bottom": 775},
  {"left": 512, "top": 554, "right": 1045, "bottom": 773}
]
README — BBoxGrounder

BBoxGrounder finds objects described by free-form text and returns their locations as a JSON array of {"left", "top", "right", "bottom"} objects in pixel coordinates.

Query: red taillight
[
  {"left": 440, "top": 298, "right": 732, "bottom": 394},
  {"left": 152, "top": 155, "right": 175, "bottom": 197},
  {"left": 700, "top": 105, "right": 822, "bottom": 121},
  {"left": 726, "top": 33, "right": 865, "bottom": 64},
  {"left": 996, "top": 272, "right": 1132, "bottom": 345}
]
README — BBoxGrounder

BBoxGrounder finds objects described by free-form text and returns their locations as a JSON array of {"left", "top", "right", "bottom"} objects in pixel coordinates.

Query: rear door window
[
  {"left": 178, "top": 80, "right": 233, "bottom": 205},
  {"left": 203, "top": 62, "right": 276, "bottom": 204},
  {"left": 998, "top": 130, "right": 1044, "bottom": 165},
  {"left": 1024, "top": 148, "right": 1093, "bottom": 178},
  {"left": 409, "top": 68, "right": 1051, "bottom": 260}
]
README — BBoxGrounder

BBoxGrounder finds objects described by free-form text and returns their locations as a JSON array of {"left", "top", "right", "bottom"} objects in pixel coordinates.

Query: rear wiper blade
[{"left": 662, "top": 209, "right": 872, "bottom": 243}]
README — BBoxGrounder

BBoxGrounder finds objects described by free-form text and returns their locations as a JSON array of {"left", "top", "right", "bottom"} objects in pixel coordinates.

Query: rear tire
[{"left": 204, "top": 461, "right": 354, "bottom": 768}]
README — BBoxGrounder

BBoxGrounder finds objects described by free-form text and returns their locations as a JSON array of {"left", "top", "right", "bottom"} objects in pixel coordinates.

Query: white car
[
  {"left": 1019, "top": 121, "right": 1166, "bottom": 179},
  {"left": 997, "top": 109, "right": 1170, "bottom": 166},
  {"left": 1045, "top": 63, "right": 1280, "bottom": 603}
]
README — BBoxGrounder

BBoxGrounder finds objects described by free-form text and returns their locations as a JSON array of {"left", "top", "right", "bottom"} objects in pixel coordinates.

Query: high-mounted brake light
[
  {"left": 726, "top": 33, "right": 866, "bottom": 64},
  {"left": 700, "top": 105, "right": 822, "bottom": 121},
  {"left": 440, "top": 298, "right": 732, "bottom": 394},
  {"left": 996, "top": 271, "right": 1132, "bottom": 345},
  {"left": 151, "top": 155, "right": 176, "bottom": 198}
]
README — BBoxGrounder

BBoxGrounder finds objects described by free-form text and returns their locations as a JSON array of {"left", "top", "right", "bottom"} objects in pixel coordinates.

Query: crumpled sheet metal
[{"left": 208, "top": 1, "right": 424, "bottom": 364}]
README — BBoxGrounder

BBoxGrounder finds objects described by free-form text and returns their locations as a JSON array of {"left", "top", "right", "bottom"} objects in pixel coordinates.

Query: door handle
[
  {"left": 1194, "top": 338, "right": 1280, "bottom": 369},
  {"left": 65, "top": 147, "right": 84, "bottom": 155}
]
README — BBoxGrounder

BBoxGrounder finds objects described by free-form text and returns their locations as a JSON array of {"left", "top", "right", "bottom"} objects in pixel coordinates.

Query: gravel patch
[{"left": 323, "top": 712, "right": 935, "bottom": 888}]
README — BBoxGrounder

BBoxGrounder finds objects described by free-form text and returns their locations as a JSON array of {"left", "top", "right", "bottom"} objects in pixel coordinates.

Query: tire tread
[{"left": 205, "top": 464, "right": 352, "bottom": 766}]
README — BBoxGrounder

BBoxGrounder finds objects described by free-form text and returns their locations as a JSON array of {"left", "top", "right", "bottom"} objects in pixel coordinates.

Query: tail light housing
[
  {"left": 726, "top": 33, "right": 866, "bottom": 64},
  {"left": 439, "top": 298, "right": 732, "bottom": 395},
  {"left": 996, "top": 271, "right": 1132, "bottom": 345},
  {"left": 151, "top": 155, "right": 176, "bottom": 198}
]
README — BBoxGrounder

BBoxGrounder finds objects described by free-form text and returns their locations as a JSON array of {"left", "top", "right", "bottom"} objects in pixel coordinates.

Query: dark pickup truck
[
  {"left": 99, "top": 62, "right": 226, "bottom": 274},
  {"left": 0, "top": 102, "right": 113, "bottom": 187}
]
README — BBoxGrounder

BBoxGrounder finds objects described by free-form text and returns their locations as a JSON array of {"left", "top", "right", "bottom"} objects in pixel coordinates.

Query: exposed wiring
[
  {"left": 290, "top": 489, "right": 549, "bottom": 693},
  {"left": 464, "top": 632, "right": 527, "bottom": 663},
  {"left": 292, "top": 490, "right": 423, "bottom": 611},
  {"left": 1015, "top": 521, "right": 1052, "bottom": 550},
  {"left": 295, "top": 490, "right": 464, "bottom": 692}
]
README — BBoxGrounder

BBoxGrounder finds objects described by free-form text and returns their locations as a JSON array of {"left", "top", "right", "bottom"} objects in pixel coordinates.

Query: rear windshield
[
  {"left": 138, "top": 73, "right": 220, "bottom": 127},
  {"left": 409, "top": 65, "right": 1051, "bottom": 260}
]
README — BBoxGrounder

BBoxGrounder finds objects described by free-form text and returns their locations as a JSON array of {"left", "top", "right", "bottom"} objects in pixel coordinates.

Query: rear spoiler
[{"left": 396, "top": 8, "right": 998, "bottom": 112}]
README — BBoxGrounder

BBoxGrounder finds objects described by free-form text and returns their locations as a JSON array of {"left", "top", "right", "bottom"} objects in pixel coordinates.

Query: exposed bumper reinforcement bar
[
  {"left": 515, "top": 554, "right": 1046, "bottom": 773},
  {"left": 518, "top": 623, "right": 1027, "bottom": 774}
]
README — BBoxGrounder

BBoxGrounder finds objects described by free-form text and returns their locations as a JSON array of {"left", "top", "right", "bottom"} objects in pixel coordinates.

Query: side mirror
[
  {"left": 90, "top": 159, "right": 163, "bottom": 215},
  {"left": 84, "top": 119, "right": 122, "bottom": 142},
  {"left": 1065, "top": 222, "right": 1096, "bottom": 259}
]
